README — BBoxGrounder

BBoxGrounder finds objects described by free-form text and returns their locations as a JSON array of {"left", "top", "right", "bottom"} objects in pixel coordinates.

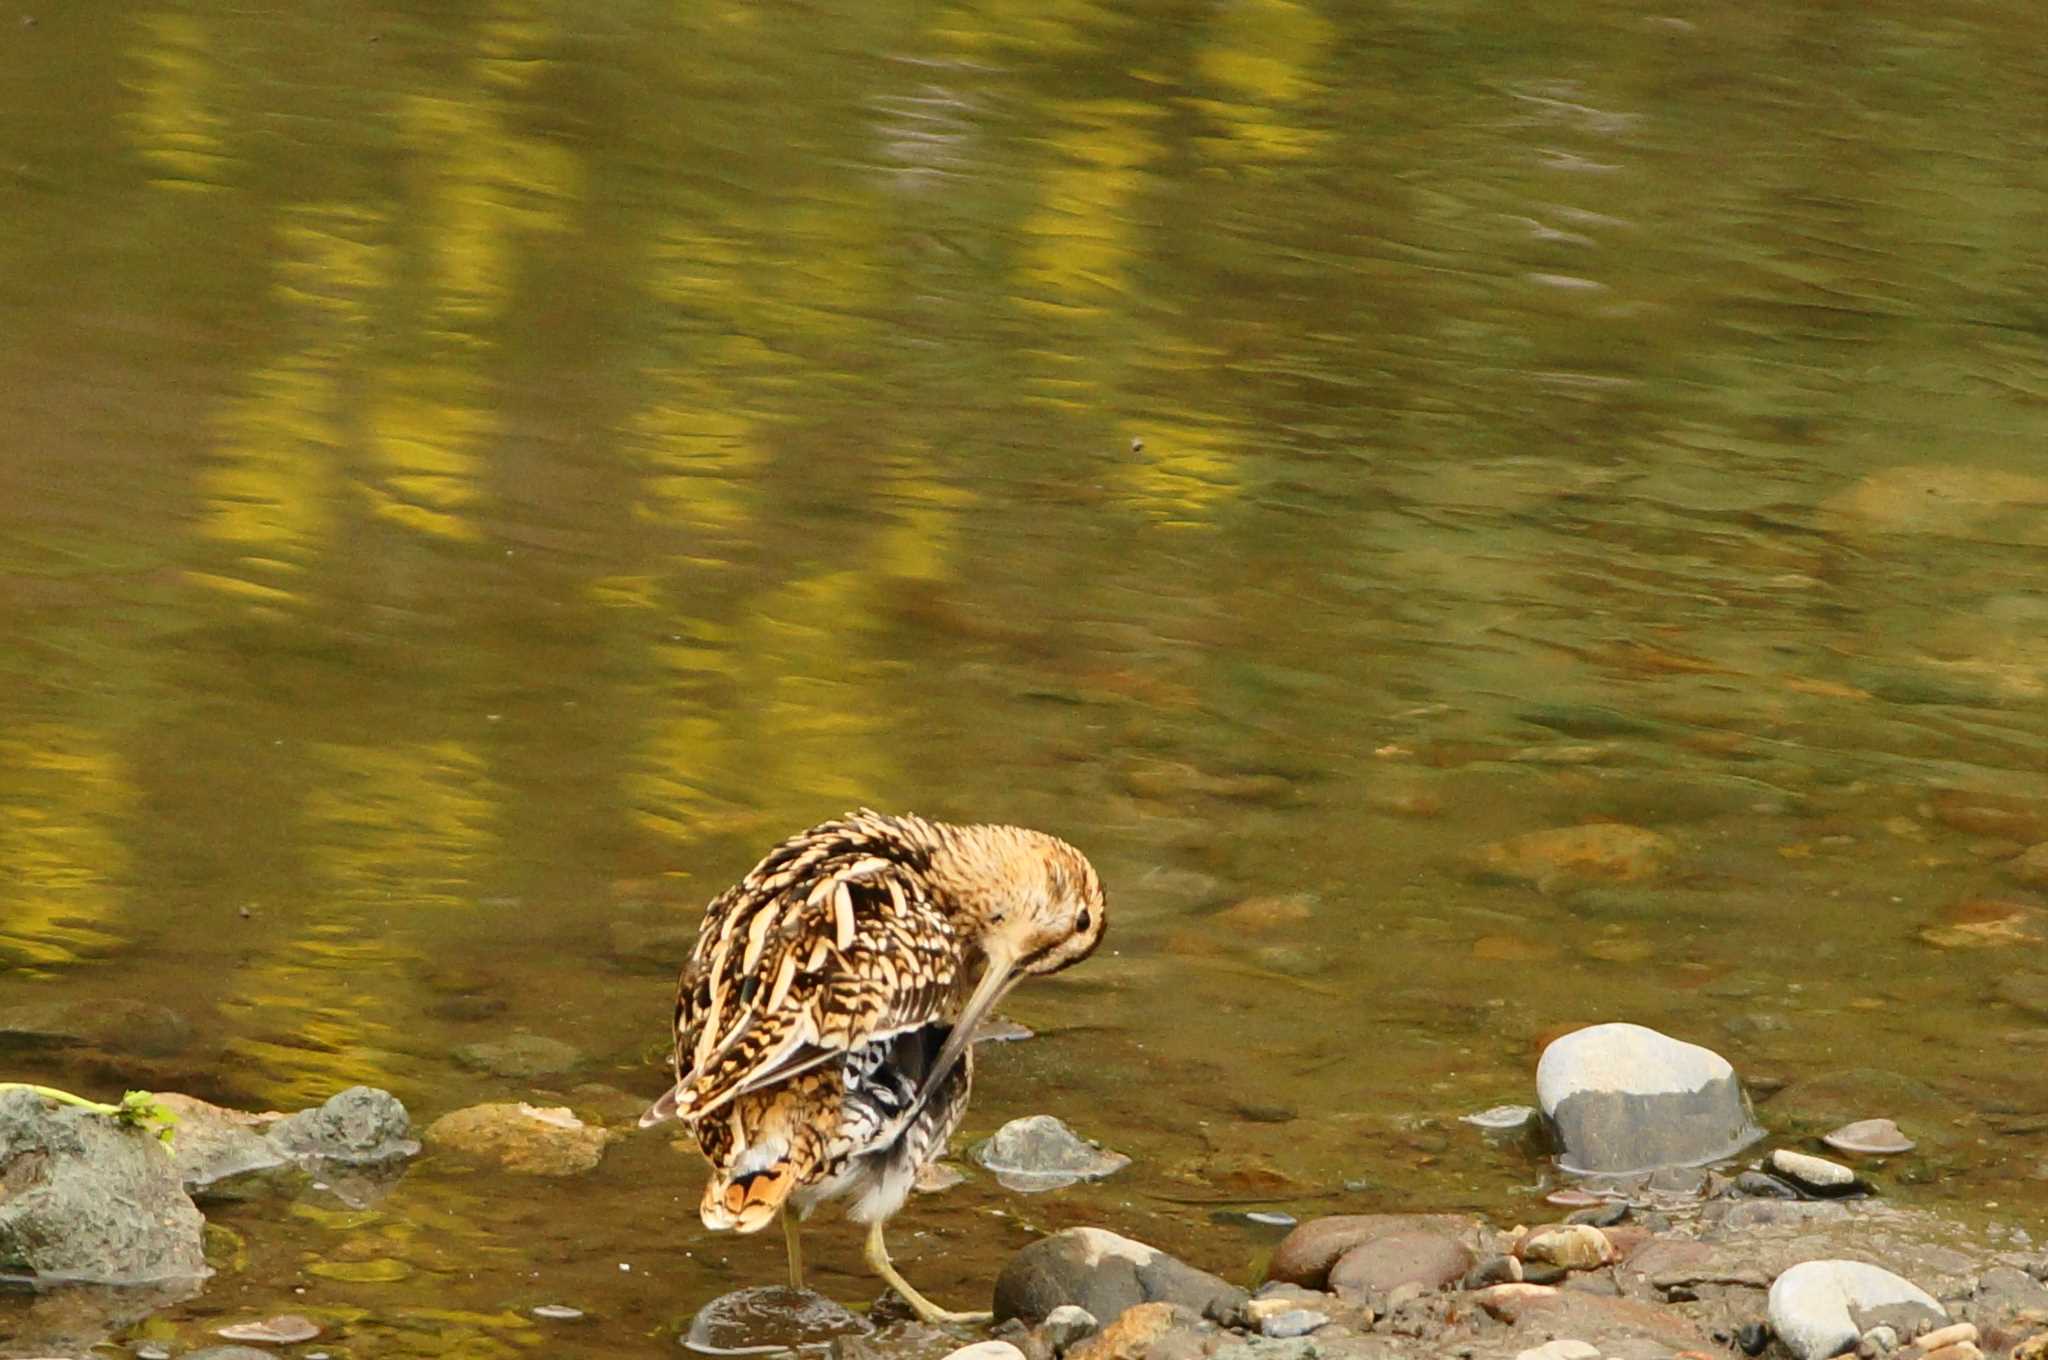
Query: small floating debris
[
  {"left": 1461, "top": 1104, "right": 1538, "bottom": 1131},
  {"left": 1823, "top": 1118, "right": 1914, "bottom": 1157},
  {"left": 532, "top": 1304, "right": 585, "bottom": 1321},
  {"left": 218, "top": 1314, "right": 321, "bottom": 1344}
]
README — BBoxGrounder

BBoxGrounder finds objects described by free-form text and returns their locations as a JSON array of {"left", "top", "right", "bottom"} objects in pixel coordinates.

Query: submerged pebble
[
  {"left": 684, "top": 1285, "right": 871, "bottom": 1355},
  {"left": 532, "top": 1304, "right": 585, "bottom": 1320},
  {"left": 217, "top": 1314, "right": 321, "bottom": 1343}
]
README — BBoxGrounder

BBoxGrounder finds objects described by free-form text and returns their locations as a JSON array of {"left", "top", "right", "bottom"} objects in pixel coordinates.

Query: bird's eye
[{"left": 1075, "top": 909, "right": 1092, "bottom": 934}]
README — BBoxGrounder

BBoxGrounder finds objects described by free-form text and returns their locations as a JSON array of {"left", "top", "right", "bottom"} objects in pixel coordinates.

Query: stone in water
[
  {"left": 1536, "top": 1022, "right": 1761, "bottom": 1174},
  {"left": 532, "top": 1304, "right": 584, "bottom": 1320},
  {"left": 1462, "top": 1104, "right": 1538, "bottom": 1131},
  {"left": 218, "top": 1314, "right": 321, "bottom": 1343},
  {"left": 683, "top": 1286, "right": 872, "bottom": 1355},
  {"left": 1822, "top": 1118, "right": 1914, "bottom": 1157},
  {"left": 971, "top": 1115, "right": 1129, "bottom": 1192}
]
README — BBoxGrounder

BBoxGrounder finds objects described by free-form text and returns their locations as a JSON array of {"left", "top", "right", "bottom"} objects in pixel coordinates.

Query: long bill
[{"left": 910, "top": 947, "right": 1018, "bottom": 1114}]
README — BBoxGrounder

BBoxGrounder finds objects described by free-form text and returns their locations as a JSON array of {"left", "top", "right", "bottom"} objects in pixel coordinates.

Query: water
[{"left": 6, "top": 0, "right": 2048, "bottom": 1353}]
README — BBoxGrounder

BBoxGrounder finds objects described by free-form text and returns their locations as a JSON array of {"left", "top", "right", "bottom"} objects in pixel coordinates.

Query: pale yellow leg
[
  {"left": 783, "top": 1210, "right": 805, "bottom": 1291},
  {"left": 863, "top": 1220, "right": 991, "bottom": 1326}
]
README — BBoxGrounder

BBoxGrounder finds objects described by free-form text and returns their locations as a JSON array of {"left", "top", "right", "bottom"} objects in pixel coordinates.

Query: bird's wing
[{"left": 657, "top": 852, "right": 964, "bottom": 1124}]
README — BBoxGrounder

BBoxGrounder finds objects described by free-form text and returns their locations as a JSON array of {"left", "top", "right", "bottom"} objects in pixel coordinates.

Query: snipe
[{"left": 641, "top": 810, "right": 1107, "bottom": 1324}]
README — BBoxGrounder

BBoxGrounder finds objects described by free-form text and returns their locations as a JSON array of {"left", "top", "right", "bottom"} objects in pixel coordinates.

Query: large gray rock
[
  {"left": 993, "top": 1228, "right": 1245, "bottom": 1327},
  {"left": 1766, "top": 1260, "right": 1945, "bottom": 1360},
  {"left": 0, "top": 1087, "right": 208, "bottom": 1284},
  {"left": 266, "top": 1086, "right": 419, "bottom": 1166},
  {"left": 153, "top": 1094, "right": 287, "bottom": 1190},
  {"left": 1536, "top": 1023, "right": 1761, "bottom": 1173}
]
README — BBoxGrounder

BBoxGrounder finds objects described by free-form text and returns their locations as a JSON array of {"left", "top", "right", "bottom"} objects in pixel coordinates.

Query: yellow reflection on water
[
  {"left": 125, "top": 12, "right": 232, "bottom": 191},
  {"left": 222, "top": 740, "right": 499, "bottom": 1106},
  {"left": 1190, "top": 0, "right": 1333, "bottom": 161},
  {"left": 0, "top": 726, "right": 135, "bottom": 974},
  {"left": 202, "top": 204, "right": 391, "bottom": 596},
  {"left": 1015, "top": 104, "right": 1161, "bottom": 315}
]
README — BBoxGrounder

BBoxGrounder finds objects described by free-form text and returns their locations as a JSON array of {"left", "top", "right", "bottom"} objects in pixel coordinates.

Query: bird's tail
[
  {"left": 697, "top": 1090, "right": 814, "bottom": 1234},
  {"left": 699, "top": 1157, "right": 797, "bottom": 1233}
]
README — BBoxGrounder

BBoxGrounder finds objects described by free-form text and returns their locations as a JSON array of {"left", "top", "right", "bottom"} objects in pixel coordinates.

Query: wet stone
[
  {"left": 685, "top": 1286, "right": 873, "bottom": 1355},
  {"left": 451, "top": 1032, "right": 584, "bottom": 1079},
  {"left": 218, "top": 1314, "right": 320, "bottom": 1343},
  {"left": 153, "top": 1093, "right": 287, "bottom": 1190},
  {"left": 532, "top": 1304, "right": 586, "bottom": 1320},
  {"left": 1264, "top": 1213, "right": 1483, "bottom": 1289},
  {"left": 1462, "top": 1104, "right": 1538, "bottom": 1131},
  {"left": 1039, "top": 1304, "right": 1097, "bottom": 1351},
  {"left": 1470, "top": 824, "right": 1676, "bottom": 891},
  {"left": 1517, "top": 1225, "right": 1614, "bottom": 1270},
  {"left": 426, "top": 1102, "right": 610, "bottom": 1176},
  {"left": 1327, "top": 1228, "right": 1474, "bottom": 1304},
  {"left": 1257, "top": 1309, "right": 1327, "bottom": 1339},
  {"left": 1536, "top": 1022, "right": 1761, "bottom": 1174},
  {"left": 0, "top": 998, "right": 193, "bottom": 1059},
  {"left": 971, "top": 1115, "right": 1128, "bottom": 1192},
  {"left": 1769, "top": 1148, "right": 1863, "bottom": 1195},
  {"left": 1825, "top": 1119, "right": 1916, "bottom": 1157},
  {"left": 993, "top": 1227, "right": 1244, "bottom": 1328},
  {"left": 267, "top": 1086, "right": 419, "bottom": 1166},
  {"left": 188, "top": 1349, "right": 289, "bottom": 1360},
  {"left": 0, "top": 1086, "right": 208, "bottom": 1284}
]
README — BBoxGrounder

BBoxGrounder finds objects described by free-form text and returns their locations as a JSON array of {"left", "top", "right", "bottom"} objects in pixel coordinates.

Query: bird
[{"left": 640, "top": 809, "right": 1107, "bottom": 1324}]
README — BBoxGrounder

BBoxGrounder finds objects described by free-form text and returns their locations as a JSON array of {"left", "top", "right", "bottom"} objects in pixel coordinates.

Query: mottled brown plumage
[{"left": 641, "top": 810, "right": 1106, "bottom": 1323}]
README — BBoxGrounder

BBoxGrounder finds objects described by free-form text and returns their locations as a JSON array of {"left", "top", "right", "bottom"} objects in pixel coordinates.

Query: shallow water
[{"left": 5, "top": 0, "right": 2048, "bottom": 1353}]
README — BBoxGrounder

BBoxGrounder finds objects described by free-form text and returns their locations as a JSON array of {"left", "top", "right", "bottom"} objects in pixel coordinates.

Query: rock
[
  {"left": 1733, "top": 1170, "right": 1801, "bottom": 1199},
  {"left": 1536, "top": 1022, "right": 1762, "bottom": 1173},
  {"left": 1465, "top": 1255, "right": 1525, "bottom": 1288},
  {"left": 152, "top": 1094, "right": 287, "bottom": 1190},
  {"left": 1515, "top": 1343, "right": 1600, "bottom": 1360},
  {"left": 993, "top": 1228, "right": 1244, "bottom": 1328},
  {"left": 1768, "top": 1149, "right": 1863, "bottom": 1195},
  {"left": 1975, "top": 1264, "right": 2048, "bottom": 1318},
  {"left": 609, "top": 919, "right": 699, "bottom": 971},
  {"left": 1471, "top": 824, "right": 1676, "bottom": 891},
  {"left": 267, "top": 1086, "right": 419, "bottom": 1165},
  {"left": 425, "top": 1102, "right": 610, "bottom": 1176},
  {"left": 217, "top": 1314, "right": 320, "bottom": 1343},
  {"left": 1256, "top": 1309, "right": 1327, "bottom": 1339},
  {"left": 189, "top": 1349, "right": 290, "bottom": 1360},
  {"left": 686, "top": 1286, "right": 873, "bottom": 1353},
  {"left": 1474, "top": 1284, "right": 1713, "bottom": 1351},
  {"left": 942, "top": 1345, "right": 1027, "bottom": 1360},
  {"left": 1825, "top": 1119, "right": 1916, "bottom": 1157},
  {"left": 1327, "top": 1229, "right": 1474, "bottom": 1304},
  {"left": 1264, "top": 1213, "right": 1483, "bottom": 1289},
  {"left": 1063, "top": 1303, "right": 1188, "bottom": 1360},
  {"left": 1039, "top": 1305, "right": 1097, "bottom": 1351},
  {"left": 1917, "top": 1323, "right": 1979, "bottom": 1351},
  {"left": 971, "top": 1116, "right": 1129, "bottom": 1192},
  {"left": 1517, "top": 1225, "right": 1615, "bottom": 1270},
  {"left": 0, "top": 1087, "right": 208, "bottom": 1283},
  {"left": 451, "top": 1033, "right": 584, "bottom": 1079},
  {"left": 1768, "top": 1260, "right": 1947, "bottom": 1360},
  {"left": 1462, "top": 1104, "right": 1539, "bottom": 1131},
  {"left": 0, "top": 998, "right": 193, "bottom": 1058}
]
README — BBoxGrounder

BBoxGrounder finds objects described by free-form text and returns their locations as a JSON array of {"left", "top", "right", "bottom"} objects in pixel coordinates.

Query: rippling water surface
[{"left": 6, "top": 1, "right": 2048, "bottom": 1353}]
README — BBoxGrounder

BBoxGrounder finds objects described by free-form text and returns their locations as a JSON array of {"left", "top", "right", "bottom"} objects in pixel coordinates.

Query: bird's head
[{"left": 915, "top": 823, "right": 1106, "bottom": 1089}]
